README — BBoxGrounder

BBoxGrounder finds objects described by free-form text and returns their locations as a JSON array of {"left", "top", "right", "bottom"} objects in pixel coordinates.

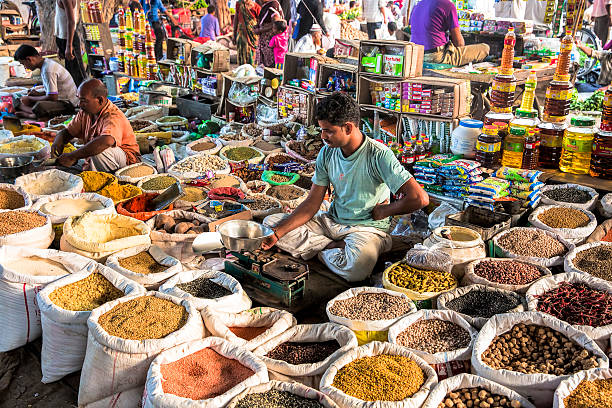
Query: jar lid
[
  {"left": 459, "top": 119, "right": 484, "bottom": 129},
  {"left": 515, "top": 109, "right": 537, "bottom": 118},
  {"left": 538, "top": 121, "right": 568, "bottom": 130},
  {"left": 492, "top": 121, "right": 508, "bottom": 130},
  {"left": 509, "top": 126, "right": 526, "bottom": 136},
  {"left": 570, "top": 116, "right": 595, "bottom": 127},
  {"left": 483, "top": 125, "right": 498, "bottom": 135}
]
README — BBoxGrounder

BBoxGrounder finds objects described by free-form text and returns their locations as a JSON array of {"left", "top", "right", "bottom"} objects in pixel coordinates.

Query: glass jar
[
  {"left": 522, "top": 129, "right": 540, "bottom": 170},
  {"left": 493, "top": 121, "right": 509, "bottom": 141},
  {"left": 538, "top": 122, "right": 567, "bottom": 169},
  {"left": 510, "top": 109, "right": 540, "bottom": 134},
  {"left": 559, "top": 117, "right": 595, "bottom": 174},
  {"left": 484, "top": 111, "right": 513, "bottom": 128},
  {"left": 475, "top": 125, "right": 502, "bottom": 167},
  {"left": 590, "top": 129, "right": 612, "bottom": 179},
  {"left": 543, "top": 80, "right": 573, "bottom": 123},
  {"left": 502, "top": 126, "right": 525, "bottom": 169}
]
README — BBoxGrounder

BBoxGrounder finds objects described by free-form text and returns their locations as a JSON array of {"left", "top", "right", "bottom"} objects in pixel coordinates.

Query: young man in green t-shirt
[{"left": 262, "top": 92, "right": 429, "bottom": 282}]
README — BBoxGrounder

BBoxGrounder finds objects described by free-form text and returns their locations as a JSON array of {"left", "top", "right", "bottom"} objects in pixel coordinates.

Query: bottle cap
[
  {"left": 483, "top": 125, "right": 498, "bottom": 135},
  {"left": 509, "top": 126, "right": 526, "bottom": 136},
  {"left": 515, "top": 109, "right": 538, "bottom": 118},
  {"left": 570, "top": 116, "right": 595, "bottom": 127},
  {"left": 459, "top": 119, "right": 484, "bottom": 129},
  {"left": 493, "top": 122, "right": 508, "bottom": 130}
]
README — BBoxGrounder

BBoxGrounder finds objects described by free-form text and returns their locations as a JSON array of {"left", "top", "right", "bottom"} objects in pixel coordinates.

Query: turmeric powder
[
  {"left": 98, "top": 183, "right": 142, "bottom": 204},
  {"left": 79, "top": 171, "right": 117, "bottom": 192}
]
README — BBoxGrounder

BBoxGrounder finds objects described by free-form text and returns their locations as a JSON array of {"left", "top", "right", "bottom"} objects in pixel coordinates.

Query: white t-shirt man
[
  {"left": 294, "top": 33, "right": 320, "bottom": 53},
  {"left": 41, "top": 59, "right": 79, "bottom": 106},
  {"left": 494, "top": 0, "right": 526, "bottom": 19},
  {"left": 363, "top": 0, "right": 386, "bottom": 23}
]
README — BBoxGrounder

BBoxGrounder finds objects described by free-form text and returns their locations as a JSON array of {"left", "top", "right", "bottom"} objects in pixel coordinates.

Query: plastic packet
[
  {"left": 391, "top": 210, "right": 429, "bottom": 239},
  {"left": 494, "top": 166, "right": 542, "bottom": 182},
  {"left": 469, "top": 178, "right": 510, "bottom": 197},
  {"left": 256, "top": 103, "right": 278, "bottom": 123},
  {"left": 404, "top": 244, "right": 453, "bottom": 274},
  {"left": 509, "top": 180, "right": 544, "bottom": 192}
]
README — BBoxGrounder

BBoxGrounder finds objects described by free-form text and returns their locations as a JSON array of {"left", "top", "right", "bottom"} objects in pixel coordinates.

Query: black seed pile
[
  {"left": 176, "top": 277, "right": 232, "bottom": 298},
  {"left": 542, "top": 188, "right": 592, "bottom": 204},
  {"left": 445, "top": 290, "right": 523, "bottom": 318},
  {"left": 234, "top": 389, "right": 325, "bottom": 408},
  {"left": 265, "top": 340, "right": 340, "bottom": 365}
]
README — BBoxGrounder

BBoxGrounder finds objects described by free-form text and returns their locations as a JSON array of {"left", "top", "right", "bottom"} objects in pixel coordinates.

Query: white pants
[
  {"left": 263, "top": 212, "right": 392, "bottom": 282},
  {"left": 88, "top": 147, "right": 127, "bottom": 172}
]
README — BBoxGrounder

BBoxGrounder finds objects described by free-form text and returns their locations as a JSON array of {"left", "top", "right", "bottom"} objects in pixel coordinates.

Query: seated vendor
[
  {"left": 13, "top": 45, "right": 79, "bottom": 119},
  {"left": 410, "top": 0, "right": 489, "bottom": 66},
  {"left": 52, "top": 79, "right": 141, "bottom": 172},
  {"left": 294, "top": 24, "right": 325, "bottom": 54},
  {"left": 575, "top": 39, "right": 612, "bottom": 92},
  {"left": 262, "top": 92, "right": 429, "bottom": 282}
]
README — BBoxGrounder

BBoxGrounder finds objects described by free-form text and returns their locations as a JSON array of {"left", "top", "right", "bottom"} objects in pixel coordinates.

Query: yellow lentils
[
  {"left": 332, "top": 354, "right": 425, "bottom": 401},
  {"left": 49, "top": 273, "right": 123, "bottom": 311},
  {"left": 387, "top": 263, "right": 456, "bottom": 293}
]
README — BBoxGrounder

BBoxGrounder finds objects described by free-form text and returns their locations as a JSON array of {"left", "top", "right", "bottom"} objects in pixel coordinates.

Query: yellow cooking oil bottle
[
  {"left": 501, "top": 126, "right": 525, "bottom": 168},
  {"left": 559, "top": 117, "right": 595, "bottom": 174}
]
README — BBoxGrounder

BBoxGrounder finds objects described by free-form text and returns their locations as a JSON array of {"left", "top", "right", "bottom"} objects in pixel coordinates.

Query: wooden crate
[
  {"left": 316, "top": 63, "right": 357, "bottom": 96},
  {"left": 216, "top": 73, "right": 261, "bottom": 116},
  {"left": 358, "top": 40, "right": 424, "bottom": 78},
  {"left": 277, "top": 85, "right": 316, "bottom": 125},
  {"left": 166, "top": 37, "right": 200, "bottom": 64},
  {"left": 191, "top": 45, "right": 230, "bottom": 73}
]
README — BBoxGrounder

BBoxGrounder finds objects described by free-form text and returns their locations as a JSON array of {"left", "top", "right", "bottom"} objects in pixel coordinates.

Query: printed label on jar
[
  {"left": 593, "top": 145, "right": 612, "bottom": 157},
  {"left": 563, "top": 138, "right": 593, "bottom": 153},
  {"left": 525, "top": 142, "right": 540, "bottom": 149},
  {"left": 505, "top": 142, "right": 523, "bottom": 152},
  {"left": 492, "top": 82, "right": 516, "bottom": 93},
  {"left": 540, "top": 134, "right": 563, "bottom": 147},
  {"left": 476, "top": 141, "right": 501, "bottom": 152},
  {"left": 546, "top": 88, "right": 570, "bottom": 101},
  {"left": 605, "top": 95, "right": 612, "bottom": 108}
]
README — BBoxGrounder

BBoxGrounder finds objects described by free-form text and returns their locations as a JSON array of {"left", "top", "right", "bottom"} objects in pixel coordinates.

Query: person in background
[
  {"left": 200, "top": 5, "right": 221, "bottom": 40},
  {"left": 410, "top": 0, "right": 489, "bottom": 66},
  {"left": 13, "top": 45, "right": 79, "bottom": 119},
  {"left": 592, "top": 0, "right": 612, "bottom": 46},
  {"left": 52, "top": 79, "right": 141, "bottom": 172},
  {"left": 386, "top": 0, "right": 401, "bottom": 23},
  {"left": 56, "top": 0, "right": 86, "bottom": 87},
  {"left": 294, "top": 23, "right": 324, "bottom": 53},
  {"left": 576, "top": 38, "right": 612, "bottom": 91},
  {"left": 363, "top": 0, "right": 387, "bottom": 39},
  {"left": 295, "top": 0, "right": 328, "bottom": 42},
  {"left": 262, "top": 92, "right": 429, "bottom": 282},
  {"left": 269, "top": 20, "right": 289, "bottom": 69},
  {"left": 322, "top": 4, "right": 341, "bottom": 50},
  {"left": 386, "top": 21, "right": 398, "bottom": 39},
  {"left": 233, "top": 0, "right": 261, "bottom": 65},
  {"left": 255, "top": 0, "right": 284, "bottom": 67},
  {"left": 141, "top": 0, "right": 178, "bottom": 61}
]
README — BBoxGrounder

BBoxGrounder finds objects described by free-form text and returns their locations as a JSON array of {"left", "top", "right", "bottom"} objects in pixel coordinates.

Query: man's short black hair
[
  {"left": 207, "top": 5, "right": 216, "bottom": 13},
  {"left": 315, "top": 92, "right": 360, "bottom": 127},
  {"left": 388, "top": 21, "right": 397, "bottom": 33},
  {"left": 14, "top": 45, "right": 39, "bottom": 61},
  {"left": 274, "top": 20, "right": 287, "bottom": 32},
  {"left": 349, "top": 1, "right": 355, "bottom": 7}
]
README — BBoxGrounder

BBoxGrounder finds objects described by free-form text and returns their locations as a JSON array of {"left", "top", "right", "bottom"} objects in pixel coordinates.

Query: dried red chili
[{"left": 535, "top": 282, "right": 612, "bottom": 327}]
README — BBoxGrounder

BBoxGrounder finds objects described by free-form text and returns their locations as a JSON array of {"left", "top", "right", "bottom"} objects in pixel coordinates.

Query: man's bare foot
[{"left": 325, "top": 240, "right": 346, "bottom": 250}]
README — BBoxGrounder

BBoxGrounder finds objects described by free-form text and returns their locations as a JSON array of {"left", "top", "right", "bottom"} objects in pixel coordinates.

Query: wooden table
[{"left": 539, "top": 170, "right": 612, "bottom": 193}]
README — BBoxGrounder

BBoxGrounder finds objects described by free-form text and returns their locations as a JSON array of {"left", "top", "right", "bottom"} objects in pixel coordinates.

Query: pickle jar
[
  {"left": 475, "top": 125, "right": 502, "bottom": 167},
  {"left": 543, "top": 80, "right": 573, "bottom": 123},
  {"left": 538, "top": 121, "right": 567, "bottom": 169}
]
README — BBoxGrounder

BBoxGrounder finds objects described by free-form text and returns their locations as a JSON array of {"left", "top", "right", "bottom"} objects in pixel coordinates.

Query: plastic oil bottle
[
  {"left": 559, "top": 117, "right": 595, "bottom": 174},
  {"left": 485, "top": 28, "right": 517, "bottom": 125},
  {"left": 501, "top": 126, "right": 525, "bottom": 168},
  {"left": 543, "top": 31, "right": 574, "bottom": 123},
  {"left": 475, "top": 124, "right": 502, "bottom": 167},
  {"left": 590, "top": 89, "right": 612, "bottom": 178}
]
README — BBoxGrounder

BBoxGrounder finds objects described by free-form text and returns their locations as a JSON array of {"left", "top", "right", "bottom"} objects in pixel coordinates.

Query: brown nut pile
[
  {"left": 481, "top": 324, "right": 600, "bottom": 375},
  {"left": 155, "top": 214, "right": 207, "bottom": 235},
  {"left": 437, "top": 388, "right": 522, "bottom": 408}
]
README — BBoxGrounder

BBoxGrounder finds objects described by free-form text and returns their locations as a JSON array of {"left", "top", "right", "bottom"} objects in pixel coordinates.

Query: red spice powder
[
  {"left": 603, "top": 228, "right": 612, "bottom": 242},
  {"left": 228, "top": 326, "right": 271, "bottom": 341},
  {"left": 161, "top": 347, "right": 255, "bottom": 400}
]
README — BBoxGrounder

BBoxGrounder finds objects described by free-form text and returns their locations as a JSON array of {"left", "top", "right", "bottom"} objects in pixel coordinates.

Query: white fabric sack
[
  {"left": 160, "top": 269, "right": 252, "bottom": 312},
  {"left": 526, "top": 272, "right": 612, "bottom": 350},
  {"left": 471, "top": 311, "right": 609, "bottom": 407},
  {"left": 0, "top": 135, "right": 50, "bottom": 159},
  {"left": 271, "top": 184, "right": 308, "bottom": 212},
  {"left": 227, "top": 380, "right": 340, "bottom": 408},
  {"left": 219, "top": 145, "right": 265, "bottom": 164},
  {"left": 125, "top": 105, "right": 163, "bottom": 121},
  {"left": 492, "top": 227, "right": 574, "bottom": 267},
  {"left": 463, "top": 257, "right": 552, "bottom": 294},
  {"left": 82, "top": 387, "right": 144, "bottom": 408},
  {"left": 146, "top": 210, "right": 212, "bottom": 263},
  {"left": 168, "top": 153, "right": 231, "bottom": 180},
  {"left": 553, "top": 367, "right": 612, "bottom": 408},
  {"left": 252, "top": 323, "right": 358, "bottom": 389},
  {"left": 15, "top": 169, "right": 83, "bottom": 202},
  {"left": 528, "top": 205, "right": 598, "bottom": 245},
  {"left": 186, "top": 137, "right": 223, "bottom": 156},
  {"left": 388, "top": 309, "right": 477, "bottom": 368},
  {"left": 422, "top": 374, "right": 536, "bottom": 408},
  {"left": 248, "top": 193, "right": 282, "bottom": 218},
  {"left": 0, "top": 246, "right": 95, "bottom": 352},
  {"left": 33, "top": 192, "right": 116, "bottom": 225},
  {"left": 37, "top": 263, "right": 145, "bottom": 383},
  {"left": 0, "top": 183, "right": 31, "bottom": 210},
  {"left": 540, "top": 184, "right": 599, "bottom": 211},
  {"left": 319, "top": 341, "right": 438, "bottom": 408},
  {"left": 244, "top": 180, "right": 270, "bottom": 196},
  {"left": 600, "top": 192, "right": 612, "bottom": 218},
  {"left": 105, "top": 244, "right": 183, "bottom": 290},
  {"left": 564, "top": 241, "right": 612, "bottom": 277},
  {"left": 326, "top": 287, "right": 417, "bottom": 333},
  {"left": 202, "top": 307, "right": 296, "bottom": 351},
  {"left": 61, "top": 213, "right": 151, "bottom": 262},
  {"left": 115, "top": 162, "right": 158, "bottom": 184},
  {"left": 142, "top": 337, "right": 269, "bottom": 408},
  {"left": 137, "top": 173, "right": 181, "bottom": 193},
  {"left": 437, "top": 284, "right": 526, "bottom": 329},
  {"left": 78, "top": 291, "right": 205, "bottom": 407},
  {"left": 0, "top": 210, "right": 54, "bottom": 249}
]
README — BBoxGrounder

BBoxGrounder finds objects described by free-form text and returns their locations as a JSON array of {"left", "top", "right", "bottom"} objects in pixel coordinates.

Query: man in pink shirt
[{"left": 593, "top": 0, "right": 612, "bottom": 45}]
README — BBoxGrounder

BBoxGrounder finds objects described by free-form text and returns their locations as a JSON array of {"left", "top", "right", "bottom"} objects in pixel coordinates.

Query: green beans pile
[{"left": 387, "top": 263, "right": 456, "bottom": 293}]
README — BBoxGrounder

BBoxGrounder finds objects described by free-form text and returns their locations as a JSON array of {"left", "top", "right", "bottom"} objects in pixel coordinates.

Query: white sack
[
  {"left": 564, "top": 241, "right": 612, "bottom": 279},
  {"left": 540, "top": 184, "right": 598, "bottom": 211},
  {"left": 33, "top": 192, "right": 115, "bottom": 224},
  {"left": 463, "top": 257, "right": 552, "bottom": 294},
  {"left": 115, "top": 162, "right": 158, "bottom": 184},
  {"left": 227, "top": 380, "right": 340, "bottom": 408},
  {"left": 600, "top": 192, "right": 612, "bottom": 218},
  {"left": 15, "top": 169, "right": 83, "bottom": 202},
  {"left": 0, "top": 182, "right": 31, "bottom": 210},
  {"left": 492, "top": 227, "right": 574, "bottom": 267},
  {"left": 553, "top": 367, "right": 612, "bottom": 408},
  {"left": 528, "top": 205, "right": 597, "bottom": 245},
  {"left": 0, "top": 209, "right": 54, "bottom": 249}
]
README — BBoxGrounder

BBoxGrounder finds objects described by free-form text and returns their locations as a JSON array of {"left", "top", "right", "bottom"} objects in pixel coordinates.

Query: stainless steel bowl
[
  {"left": 0, "top": 155, "right": 33, "bottom": 179},
  {"left": 217, "top": 220, "right": 274, "bottom": 252}
]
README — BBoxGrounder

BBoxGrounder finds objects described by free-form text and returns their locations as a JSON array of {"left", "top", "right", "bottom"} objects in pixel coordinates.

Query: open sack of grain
[
  {"left": 553, "top": 367, "right": 612, "bottom": 408},
  {"left": 463, "top": 258, "right": 552, "bottom": 294},
  {"left": 0, "top": 183, "right": 31, "bottom": 211},
  {"left": 143, "top": 337, "right": 269, "bottom": 408},
  {"left": 492, "top": 227, "right": 574, "bottom": 268},
  {"left": 0, "top": 209, "right": 54, "bottom": 249},
  {"left": 528, "top": 205, "right": 597, "bottom": 245},
  {"left": 15, "top": 169, "right": 84, "bottom": 202},
  {"left": 227, "top": 380, "right": 340, "bottom": 408}
]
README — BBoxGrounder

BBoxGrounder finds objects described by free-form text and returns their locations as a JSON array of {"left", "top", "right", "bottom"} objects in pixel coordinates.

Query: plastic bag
[
  {"left": 391, "top": 210, "right": 430, "bottom": 240},
  {"left": 528, "top": 205, "right": 598, "bottom": 245},
  {"left": 540, "top": 184, "right": 598, "bottom": 211},
  {"left": 405, "top": 244, "right": 454, "bottom": 274},
  {"left": 428, "top": 202, "right": 461, "bottom": 230},
  {"left": 228, "top": 81, "right": 258, "bottom": 105},
  {"left": 252, "top": 323, "right": 358, "bottom": 389},
  {"left": 143, "top": 337, "right": 269, "bottom": 408},
  {"left": 227, "top": 380, "right": 339, "bottom": 408},
  {"left": 553, "top": 368, "right": 612, "bottom": 408},
  {"left": 326, "top": 287, "right": 417, "bottom": 346},
  {"left": 471, "top": 311, "right": 609, "bottom": 407},
  {"left": 319, "top": 341, "right": 438, "bottom": 408}
]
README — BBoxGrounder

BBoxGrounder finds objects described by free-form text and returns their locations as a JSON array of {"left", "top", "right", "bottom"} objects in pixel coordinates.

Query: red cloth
[{"left": 207, "top": 187, "right": 245, "bottom": 201}]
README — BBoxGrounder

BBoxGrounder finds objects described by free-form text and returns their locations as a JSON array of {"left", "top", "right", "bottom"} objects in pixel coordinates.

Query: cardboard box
[
  {"left": 334, "top": 39, "right": 360, "bottom": 58},
  {"left": 191, "top": 44, "right": 230, "bottom": 73},
  {"left": 166, "top": 38, "right": 200, "bottom": 64},
  {"left": 277, "top": 85, "right": 315, "bottom": 125},
  {"left": 358, "top": 40, "right": 424, "bottom": 79},
  {"left": 217, "top": 73, "right": 261, "bottom": 116},
  {"left": 316, "top": 63, "right": 357, "bottom": 94},
  {"left": 360, "top": 106, "right": 402, "bottom": 143},
  {"left": 283, "top": 53, "right": 340, "bottom": 91}
]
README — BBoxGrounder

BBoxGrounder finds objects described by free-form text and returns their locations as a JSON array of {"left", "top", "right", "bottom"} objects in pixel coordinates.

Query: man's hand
[
  {"left": 65, "top": 43, "right": 74, "bottom": 60},
  {"left": 20, "top": 95, "right": 32, "bottom": 106},
  {"left": 56, "top": 152, "right": 78, "bottom": 167},
  {"left": 261, "top": 231, "right": 279, "bottom": 250},
  {"left": 51, "top": 135, "right": 65, "bottom": 157},
  {"left": 371, "top": 199, "right": 390, "bottom": 220}
]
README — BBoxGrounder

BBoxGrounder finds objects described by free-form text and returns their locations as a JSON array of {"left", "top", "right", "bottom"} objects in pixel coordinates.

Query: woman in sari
[
  {"left": 255, "top": 0, "right": 284, "bottom": 67},
  {"left": 233, "top": 0, "right": 261, "bottom": 66}
]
